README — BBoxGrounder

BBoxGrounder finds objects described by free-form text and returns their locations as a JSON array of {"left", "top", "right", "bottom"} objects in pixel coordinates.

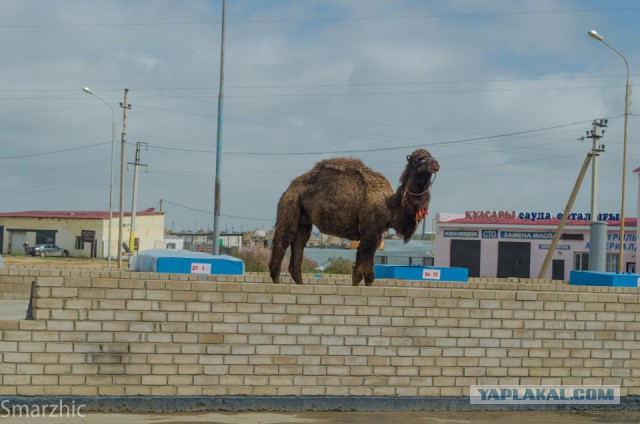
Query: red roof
[
  {"left": 0, "top": 208, "right": 163, "bottom": 220},
  {"left": 440, "top": 217, "right": 637, "bottom": 227}
]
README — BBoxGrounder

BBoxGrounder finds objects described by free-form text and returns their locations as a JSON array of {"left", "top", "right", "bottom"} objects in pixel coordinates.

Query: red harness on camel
[
  {"left": 416, "top": 207, "right": 428, "bottom": 224},
  {"left": 404, "top": 187, "right": 429, "bottom": 225}
]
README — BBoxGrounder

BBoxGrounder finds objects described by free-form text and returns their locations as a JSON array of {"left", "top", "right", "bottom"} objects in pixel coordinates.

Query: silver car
[{"left": 29, "top": 244, "right": 69, "bottom": 258}]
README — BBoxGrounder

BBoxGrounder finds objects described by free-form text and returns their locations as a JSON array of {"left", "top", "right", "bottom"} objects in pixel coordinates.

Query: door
[
  {"left": 497, "top": 241, "right": 530, "bottom": 278},
  {"left": 10, "top": 232, "right": 26, "bottom": 255},
  {"left": 450, "top": 239, "right": 481, "bottom": 277},
  {"left": 552, "top": 259, "right": 565, "bottom": 280},
  {"left": 0, "top": 226, "right": 3, "bottom": 254}
]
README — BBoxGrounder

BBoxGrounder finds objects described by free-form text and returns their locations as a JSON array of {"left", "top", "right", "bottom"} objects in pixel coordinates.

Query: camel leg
[
  {"left": 353, "top": 236, "right": 380, "bottom": 286},
  {"left": 288, "top": 223, "right": 312, "bottom": 284},
  {"left": 269, "top": 201, "right": 300, "bottom": 284},
  {"left": 269, "top": 237, "right": 289, "bottom": 284}
]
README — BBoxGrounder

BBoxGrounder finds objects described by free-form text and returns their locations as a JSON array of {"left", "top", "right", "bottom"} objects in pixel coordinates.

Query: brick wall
[
  {"left": 0, "top": 268, "right": 639, "bottom": 397},
  {"left": 0, "top": 275, "right": 32, "bottom": 300}
]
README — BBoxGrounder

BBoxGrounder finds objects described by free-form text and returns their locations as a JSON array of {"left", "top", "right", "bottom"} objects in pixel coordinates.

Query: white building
[
  {"left": 0, "top": 208, "right": 164, "bottom": 258},
  {"left": 433, "top": 166, "right": 640, "bottom": 280},
  {"left": 435, "top": 211, "right": 636, "bottom": 280}
]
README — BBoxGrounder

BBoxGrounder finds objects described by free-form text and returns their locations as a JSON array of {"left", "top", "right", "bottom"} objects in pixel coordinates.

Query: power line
[
  {"left": 142, "top": 117, "right": 604, "bottom": 157},
  {"left": 0, "top": 6, "right": 637, "bottom": 28},
  {"left": 0, "top": 142, "right": 110, "bottom": 161},
  {"left": 162, "top": 199, "right": 273, "bottom": 222},
  {"left": 222, "top": 118, "right": 607, "bottom": 156},
  {"left": 2, "top": 72, "right": 633, "bottom": 93}
]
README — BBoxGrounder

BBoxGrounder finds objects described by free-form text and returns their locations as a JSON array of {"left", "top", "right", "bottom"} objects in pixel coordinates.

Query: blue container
[
  {"left": 569, "top": 270, "right": 640, "bottom": 287},
  {"left": 374, "top": 265, "right": 468, "bottom": 282},
  {"left": 131, "top": 249, "right": 244, "bottom": 275}
]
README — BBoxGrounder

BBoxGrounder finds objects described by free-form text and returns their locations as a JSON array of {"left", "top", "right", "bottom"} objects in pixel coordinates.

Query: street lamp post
[
  {"left": 213, "top": 0, "right": 226, "bottom": 255},
  {"left": 588, "top": 30, "right": 631, "bottom": 273},
  {"left": 82, "top": 87, "right": 116, "bottom": 268}
]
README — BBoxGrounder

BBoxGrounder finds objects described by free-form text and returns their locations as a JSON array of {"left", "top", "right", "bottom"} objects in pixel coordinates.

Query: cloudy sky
[{"left": 1, "top": 0, "right": 639, "bottom": 234}]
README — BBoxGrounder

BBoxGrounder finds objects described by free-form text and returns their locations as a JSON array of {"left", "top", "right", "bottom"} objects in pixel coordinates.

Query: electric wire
[
  {"left": 0, "top": 6, "right": 637, "bottom": 28},
  {"left": 161, "top": 200, "right": 273, "bottom": 222}
]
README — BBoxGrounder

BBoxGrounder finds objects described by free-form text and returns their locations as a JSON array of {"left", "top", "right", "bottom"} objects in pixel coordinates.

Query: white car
[{"left": 29, "top": 244, "right": 69, "bottom": 258}]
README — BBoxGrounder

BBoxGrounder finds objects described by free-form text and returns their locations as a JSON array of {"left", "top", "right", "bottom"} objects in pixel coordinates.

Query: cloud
[{"left": 0, "top": 0, "right": 638, "bottom": 234}]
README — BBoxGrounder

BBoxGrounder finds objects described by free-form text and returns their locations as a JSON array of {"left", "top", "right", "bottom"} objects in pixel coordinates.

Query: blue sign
[
  {"left": 444, "top": 230, "right": 478, "bottom": 238},
  {"left": 500, "top": 231, "right": 554, "bottom": 240},
  {"left": 482, "top": 230, "right": 499, "bottom": 239}
]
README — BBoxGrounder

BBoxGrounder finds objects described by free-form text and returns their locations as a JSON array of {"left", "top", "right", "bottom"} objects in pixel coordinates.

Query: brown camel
[{"left": 269, "top": 149, "right": 439, "bottom": 286}]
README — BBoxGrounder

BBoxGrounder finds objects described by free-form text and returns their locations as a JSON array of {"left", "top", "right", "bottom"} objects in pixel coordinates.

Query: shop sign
[
  {"left": 465, "top": 210, "right": 516, "bottom": 219},
  {"left": 81, "top": 230, "right": 95, "bottom": 243},
  {"left": 463, "top": 210, "right": 621, "bottom": 222},
  {"left": 539, "top": 244, "right": 571, "bottom": 250},
  {"left": 500, "top": 231, "right": 554, "bottom": 240},
  {"left": 444, "top": 230, "right": 478, "bottom": 238}
]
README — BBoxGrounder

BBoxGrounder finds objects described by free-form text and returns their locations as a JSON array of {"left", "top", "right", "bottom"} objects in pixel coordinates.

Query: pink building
[{"left": 435, "top": 211, "right": 637, "bottom": 280}]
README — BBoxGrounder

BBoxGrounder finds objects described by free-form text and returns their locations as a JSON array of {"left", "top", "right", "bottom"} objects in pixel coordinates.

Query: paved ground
[
  {"left": 0, "top": 300, "right": 28, "bottom": 320},
  {"left": 5, "top": 410, "right": 640, "bottom": 423}
]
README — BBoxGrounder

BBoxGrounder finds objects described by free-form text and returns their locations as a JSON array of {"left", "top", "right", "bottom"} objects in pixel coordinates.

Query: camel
[{"left": 269, "top": 149, "right": 439, "bottom": 286}]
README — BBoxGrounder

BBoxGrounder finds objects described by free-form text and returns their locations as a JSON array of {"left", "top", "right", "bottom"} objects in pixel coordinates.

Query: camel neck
[{"left": 405, "top": 177, "right": 429, "bottom": 196}]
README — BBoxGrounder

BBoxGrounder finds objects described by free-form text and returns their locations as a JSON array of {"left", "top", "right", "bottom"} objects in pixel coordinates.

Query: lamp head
[
  {"left": 588, "top": 30, "right": 604, "bottom": 42},
  {"left": 82, "top": 87, "right": 94, "bottom": 95}
]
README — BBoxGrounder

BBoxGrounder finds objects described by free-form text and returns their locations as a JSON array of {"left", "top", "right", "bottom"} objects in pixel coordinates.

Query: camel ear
[{"left": 406, "top": 155, "right": 411, "bottom": 162}]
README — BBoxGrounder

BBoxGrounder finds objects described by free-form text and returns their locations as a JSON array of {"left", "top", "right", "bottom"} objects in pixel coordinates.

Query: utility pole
[
  {"left": 128, "top": 142, "right": 147, "bottom": 256},
  {"left": 213, "top": 0, "right": 226, "bottom": 255},
  {"left": 585, "top": 119, "right": 607, "bottom": 272},
  {"left": 118, "top": 89, "right": 131, "bottom": 268},
  {"left": 539, "top": 153, "right": 593, "bottom": 279}
]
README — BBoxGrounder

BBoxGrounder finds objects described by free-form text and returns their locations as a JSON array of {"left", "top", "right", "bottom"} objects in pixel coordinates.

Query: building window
[
  {"left": 606, "top": 253, "right": 619, "bottom": 272},
  {"left": 36, "top": 230, "right": 56, "bottom": 245},
  {"left": 75, "top": 237, "right": 83, "bottom": 250},
  {"left": 574, "top": 252, "right": 589, "bottom": 271}
]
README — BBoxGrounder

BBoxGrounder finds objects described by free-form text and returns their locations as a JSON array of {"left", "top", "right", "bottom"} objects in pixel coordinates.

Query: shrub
[
  {"left": 232, "top": 246, "right": 271, "bottom": 272},
  {"left": 323, "top": 257, "right": 354, "bottom": 275},
  {"left": 232, "top": 246, "right": 319, "bottom": 274}
]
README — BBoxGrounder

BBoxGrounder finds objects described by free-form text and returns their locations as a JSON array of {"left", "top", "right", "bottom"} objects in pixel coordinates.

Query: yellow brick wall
[{"left": 1, "top": 269, "right": 639, "bottom": 397}]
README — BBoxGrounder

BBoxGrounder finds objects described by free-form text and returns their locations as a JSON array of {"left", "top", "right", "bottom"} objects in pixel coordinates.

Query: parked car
[{"left": 29, "top": 244, "right": 69, "bottom": 258}]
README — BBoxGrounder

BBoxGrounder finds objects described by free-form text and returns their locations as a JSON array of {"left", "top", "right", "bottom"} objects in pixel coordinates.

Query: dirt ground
[{"left": 1, "top": 255, "right": 111, "bottom": 267}]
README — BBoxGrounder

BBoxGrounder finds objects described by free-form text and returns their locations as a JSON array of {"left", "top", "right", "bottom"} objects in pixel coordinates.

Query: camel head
[
  {"left": 394, "top": 149, "right": 439, "bottom": 243},
  {"left": 399, "top": 149, "right": 439, "bottom": 186}
]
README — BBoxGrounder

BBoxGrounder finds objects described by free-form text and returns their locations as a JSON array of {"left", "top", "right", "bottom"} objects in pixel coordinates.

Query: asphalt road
[{"left": 4, "top": 410, "right": 640, "bottom": 424}]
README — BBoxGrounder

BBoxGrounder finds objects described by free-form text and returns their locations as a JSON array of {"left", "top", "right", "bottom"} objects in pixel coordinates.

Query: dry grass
[{"left": 232, "top": 246, "right": 319, "bottom": 273}]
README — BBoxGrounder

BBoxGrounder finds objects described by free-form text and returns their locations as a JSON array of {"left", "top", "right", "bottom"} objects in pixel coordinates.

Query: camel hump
[
  {"left": 315, "top": 157, "right": 366, "bottom": 171},
  {"left": 308, "top": 157, "right": 386, "bottom": 181}
]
